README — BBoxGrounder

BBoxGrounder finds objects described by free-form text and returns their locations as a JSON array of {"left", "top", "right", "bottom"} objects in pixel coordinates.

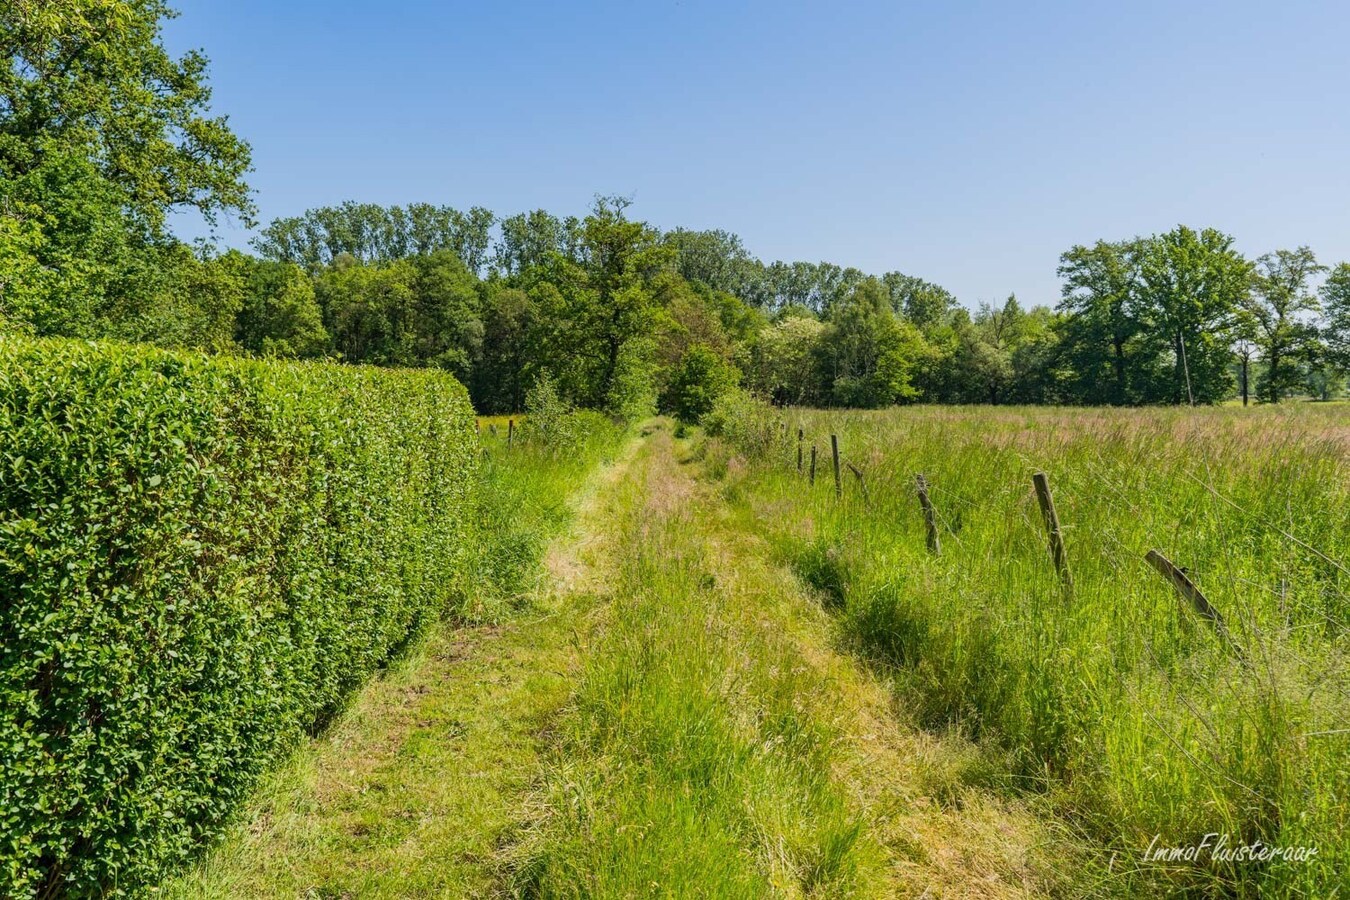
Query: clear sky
[{"left": 166, "top": 0, "right": 1350, "bottom": 308}]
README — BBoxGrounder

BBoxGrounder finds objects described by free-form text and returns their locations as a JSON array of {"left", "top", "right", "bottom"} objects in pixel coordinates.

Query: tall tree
[
  {"left": 1245, "top": 247, "right": 1325, "bottom": 402},
  {"left": 1134, "top": 226, "right": 1251, "bottom": 404},
  {"left": 662, "top": 228, "right": 756, "bottom": 297},
  {"left": 1, "top": 0, "right": 253, "bottom": 337},
  {"left": 256, "top": 203, "right": 494, "bottom": 274},
  {"left": 818, "top": 278, "right": 928, "bottom": 407},
  {"left": 0, "top": 0, "right": 253, "bottom": 229},
  {"left": 882, "top": 272, "right": 957, "bottom": 330},
  {"left": 234, "top": 258, "right": 329, "bottom": 358},
  {"left": 574, "top": 196, "right": 672, "bottom": 414},
  {"left": 494, "top": 209, "right": 581, "bottom": 275},
  {"left": 1056, "top": 239, "right": 1144, "bottom": 404},
  {"left": 1322, "top": 263, "right": 1350, "bottom": 373}
]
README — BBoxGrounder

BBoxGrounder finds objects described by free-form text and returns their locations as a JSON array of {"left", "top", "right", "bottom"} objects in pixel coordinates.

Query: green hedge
[{"left": 0, "top": 337, "right": 477, "bottom": 897}]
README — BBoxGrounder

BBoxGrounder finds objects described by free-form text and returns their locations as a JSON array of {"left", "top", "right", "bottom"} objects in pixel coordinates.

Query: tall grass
[
  {"left": 514, "top": 426, "right": 879, "bottom": 897},
  {"left": 456, "top": 411, "right": 626, "bottom": 620},
  {"left": 708, "top": 398, "right": 1349, "bottom": 897}
]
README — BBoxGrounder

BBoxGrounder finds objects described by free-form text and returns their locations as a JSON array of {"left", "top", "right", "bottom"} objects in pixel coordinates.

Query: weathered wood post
[
  {"left": 830, "top": 434, "right": 842, "bottom": 499},
  {"left": 916, "top": 474, "right": 940, "bottom": 555},
  {"left": 508, "top": 418, "right": 515, "bottom": 449},
  {"left": 1144, "top": 550, "right": 1218, "bottom": 623},
  {"left": 809, "top": 445, "right": 817, "bottom": 486},
  {"left": 1032, "top": 472, "right": 1072, "bottom": 593},
  {"left": 846, "top": 462, "right": 869, "bottom": 502},
  {"left": 797, "top": 428, "right": 804, "bottom": 473},
  {"left": 1144, "top": 549, "right": 1246, "bottom": 663}
]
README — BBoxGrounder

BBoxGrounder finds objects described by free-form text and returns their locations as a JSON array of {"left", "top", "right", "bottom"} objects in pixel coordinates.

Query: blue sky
[{"left": 167, "top": 0, "right": 1350, "bottom": 308}]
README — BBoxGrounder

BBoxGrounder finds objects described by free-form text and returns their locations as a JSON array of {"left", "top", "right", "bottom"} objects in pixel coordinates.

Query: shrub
[
  {"left": 664, "top": 344, "right": 739, "bottom": 424},
  {"left": 0, "top": 337, "right": 477, "bottom": 897},
  {"left": 700, "top": 388, "right": 776, "bottom": 457},
  {"left": 522, "top": 372, "right": 575, "bottom": 447}
]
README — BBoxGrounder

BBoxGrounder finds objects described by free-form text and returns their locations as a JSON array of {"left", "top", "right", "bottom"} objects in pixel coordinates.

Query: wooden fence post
[
  {"left": 809, "top": 445, "right": 817, "bottom": 486},
  {"left": 916, "top": 474, "right": 940, "bottom": 555},
  {"left": 1032, "top": 472, "right": 1072, "bottom": 593},
  {"left": 846, "top": 462, "right": 869, "bottom": 502},
  {"left": 797, "top": 428, "right": 804, "bottom": 473},
  {"left": 1144, "top": 549, "right": 1247, "bottom": 663},
  {"left": 508, "top": 418, "right": 515, "bottom": 449},
  {"left": 830, "top": 434, "right": 842, "bottom": 499}
]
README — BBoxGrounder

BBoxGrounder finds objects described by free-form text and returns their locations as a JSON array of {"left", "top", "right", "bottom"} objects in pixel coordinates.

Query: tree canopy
[{"left": 4, "top": 3, "right": 1348, "bottom": 414}]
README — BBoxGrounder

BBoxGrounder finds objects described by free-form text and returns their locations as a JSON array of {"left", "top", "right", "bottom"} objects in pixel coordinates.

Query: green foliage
[
  {"left": 699, "top": 388, "right": 776, "bottom": 456},
  {"left": 746, "top": 314, "right": 827, "bottom": 405},
  {"left": 234, "top": 257, "right": 329, "bottom": 359},
  {"left": 664, "top": 343, "right": 740, "bottom": 423},
  {"left": 1056, "top": 238, "right": 1146, "bottom": 405},
  {"left": 0, "top": 0, "right": 253, "bottom": 347},
  {"left": 820, "top": 278, "right": 928, "bottom": 407},
  {"left": 0, "top": 0, "right": 254, "bottom": 231},
  {"left": 0, "top": 336, "right": 477, "bottom": 898},
  {"left": 494, "top": 209, "right": 581, "bottom": 275},
  {"left": 1323, "top": 263, "right": 1350, "bottom": 371},
  {"left": 255, "top": 202, "right": 495, "bottom": 274},
  {"left": 521, "top": 372, "right": 575, "bottom": 446},
  {"left": 1134, "top": 225, "right": 1252, "bottom": 404}
]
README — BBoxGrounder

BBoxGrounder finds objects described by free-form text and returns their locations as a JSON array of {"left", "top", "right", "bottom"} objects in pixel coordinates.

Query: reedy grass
[{"left": 708, "top": 400, "right": 1349, "bottom": 898}]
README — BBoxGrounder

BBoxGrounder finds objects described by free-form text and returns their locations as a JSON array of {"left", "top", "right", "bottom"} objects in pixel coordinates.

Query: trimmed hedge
[{"left": 0, "top": 337, "right": 477, "bottom": 897}]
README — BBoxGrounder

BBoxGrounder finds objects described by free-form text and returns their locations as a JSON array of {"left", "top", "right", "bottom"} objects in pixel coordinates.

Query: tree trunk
[
  {"left": 1174, "top": 331, "right": 1186, "bottom": 405},
  {"left": 1241, "top": 354, "right": 1249, "bottom": 407},
  {"left": 1112, "top": 335, "right": 1127, "bottom": 405}
]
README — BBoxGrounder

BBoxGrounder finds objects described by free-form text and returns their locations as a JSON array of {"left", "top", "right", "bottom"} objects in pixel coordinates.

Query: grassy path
[
  {"left": 163, "top": 434, "right": 640, "bottom": 898},
  {"left": 167, "top": 422, "right": 1074, "bottom": 898}
]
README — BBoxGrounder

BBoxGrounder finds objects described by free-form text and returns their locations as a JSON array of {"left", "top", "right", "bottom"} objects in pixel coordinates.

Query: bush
[
  {"left": 0, "top": 337, "right": 477, "bottom": 897},
  {"left": 664, "top": 344, "right": 739, "bottom": 424},
  {"left": 699, "top": 388, "right": 776, "bottom": 457},
  {"left": 522, "top": 372, "right": 575, "bottom": 447}
]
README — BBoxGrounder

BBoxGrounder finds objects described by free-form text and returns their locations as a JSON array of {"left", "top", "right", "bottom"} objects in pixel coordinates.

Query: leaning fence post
[
  {"left": 797, "top": 428, "right": 804, "bottom": 473},
  {"left": 1032, "top": 472, "right": 1072, "bottom": 593},
  {"left": 809, "top": 445, "right": 817, "bottom": 486},
  {"left": 830, "top": 434, "right": 842, "bottom": 499},
  {"left": 916, "top": 474, "right": 940, "bottom": 555},
  {"left": 508, "top": 418, "right": 515, "bottom": 449},
  {"left": 846, "top": 462, "right": 869, "bottom": 502},
  {"left": 1144, "top": 549, "right": 1247, "bottom": 664}
]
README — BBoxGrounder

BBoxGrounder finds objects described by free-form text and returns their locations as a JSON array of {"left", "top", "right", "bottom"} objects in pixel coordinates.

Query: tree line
[{"left": 5, "top": 2, "right": 1350, "bottom": 418}]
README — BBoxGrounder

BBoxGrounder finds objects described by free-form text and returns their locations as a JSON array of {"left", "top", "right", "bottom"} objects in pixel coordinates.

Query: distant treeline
[
  {"left": 7, "top": 193, "right": 1350, "bottom": 416},
  {"left": 6, "top": 1, "right": 1350, "bottom": 417}
]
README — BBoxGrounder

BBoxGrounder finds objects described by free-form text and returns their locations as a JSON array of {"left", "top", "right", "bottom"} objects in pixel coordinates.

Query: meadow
[{"left": 704, "top": 397, "right": 1350, "bottom": 897}]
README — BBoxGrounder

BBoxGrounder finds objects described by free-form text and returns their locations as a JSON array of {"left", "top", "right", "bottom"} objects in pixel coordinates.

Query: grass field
[
  {"left": 707, "top": 399, "right": 1350, "bottom": 897},
  {"left": 160, "top": 404, "right": 1347, "bottom": 898}
]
